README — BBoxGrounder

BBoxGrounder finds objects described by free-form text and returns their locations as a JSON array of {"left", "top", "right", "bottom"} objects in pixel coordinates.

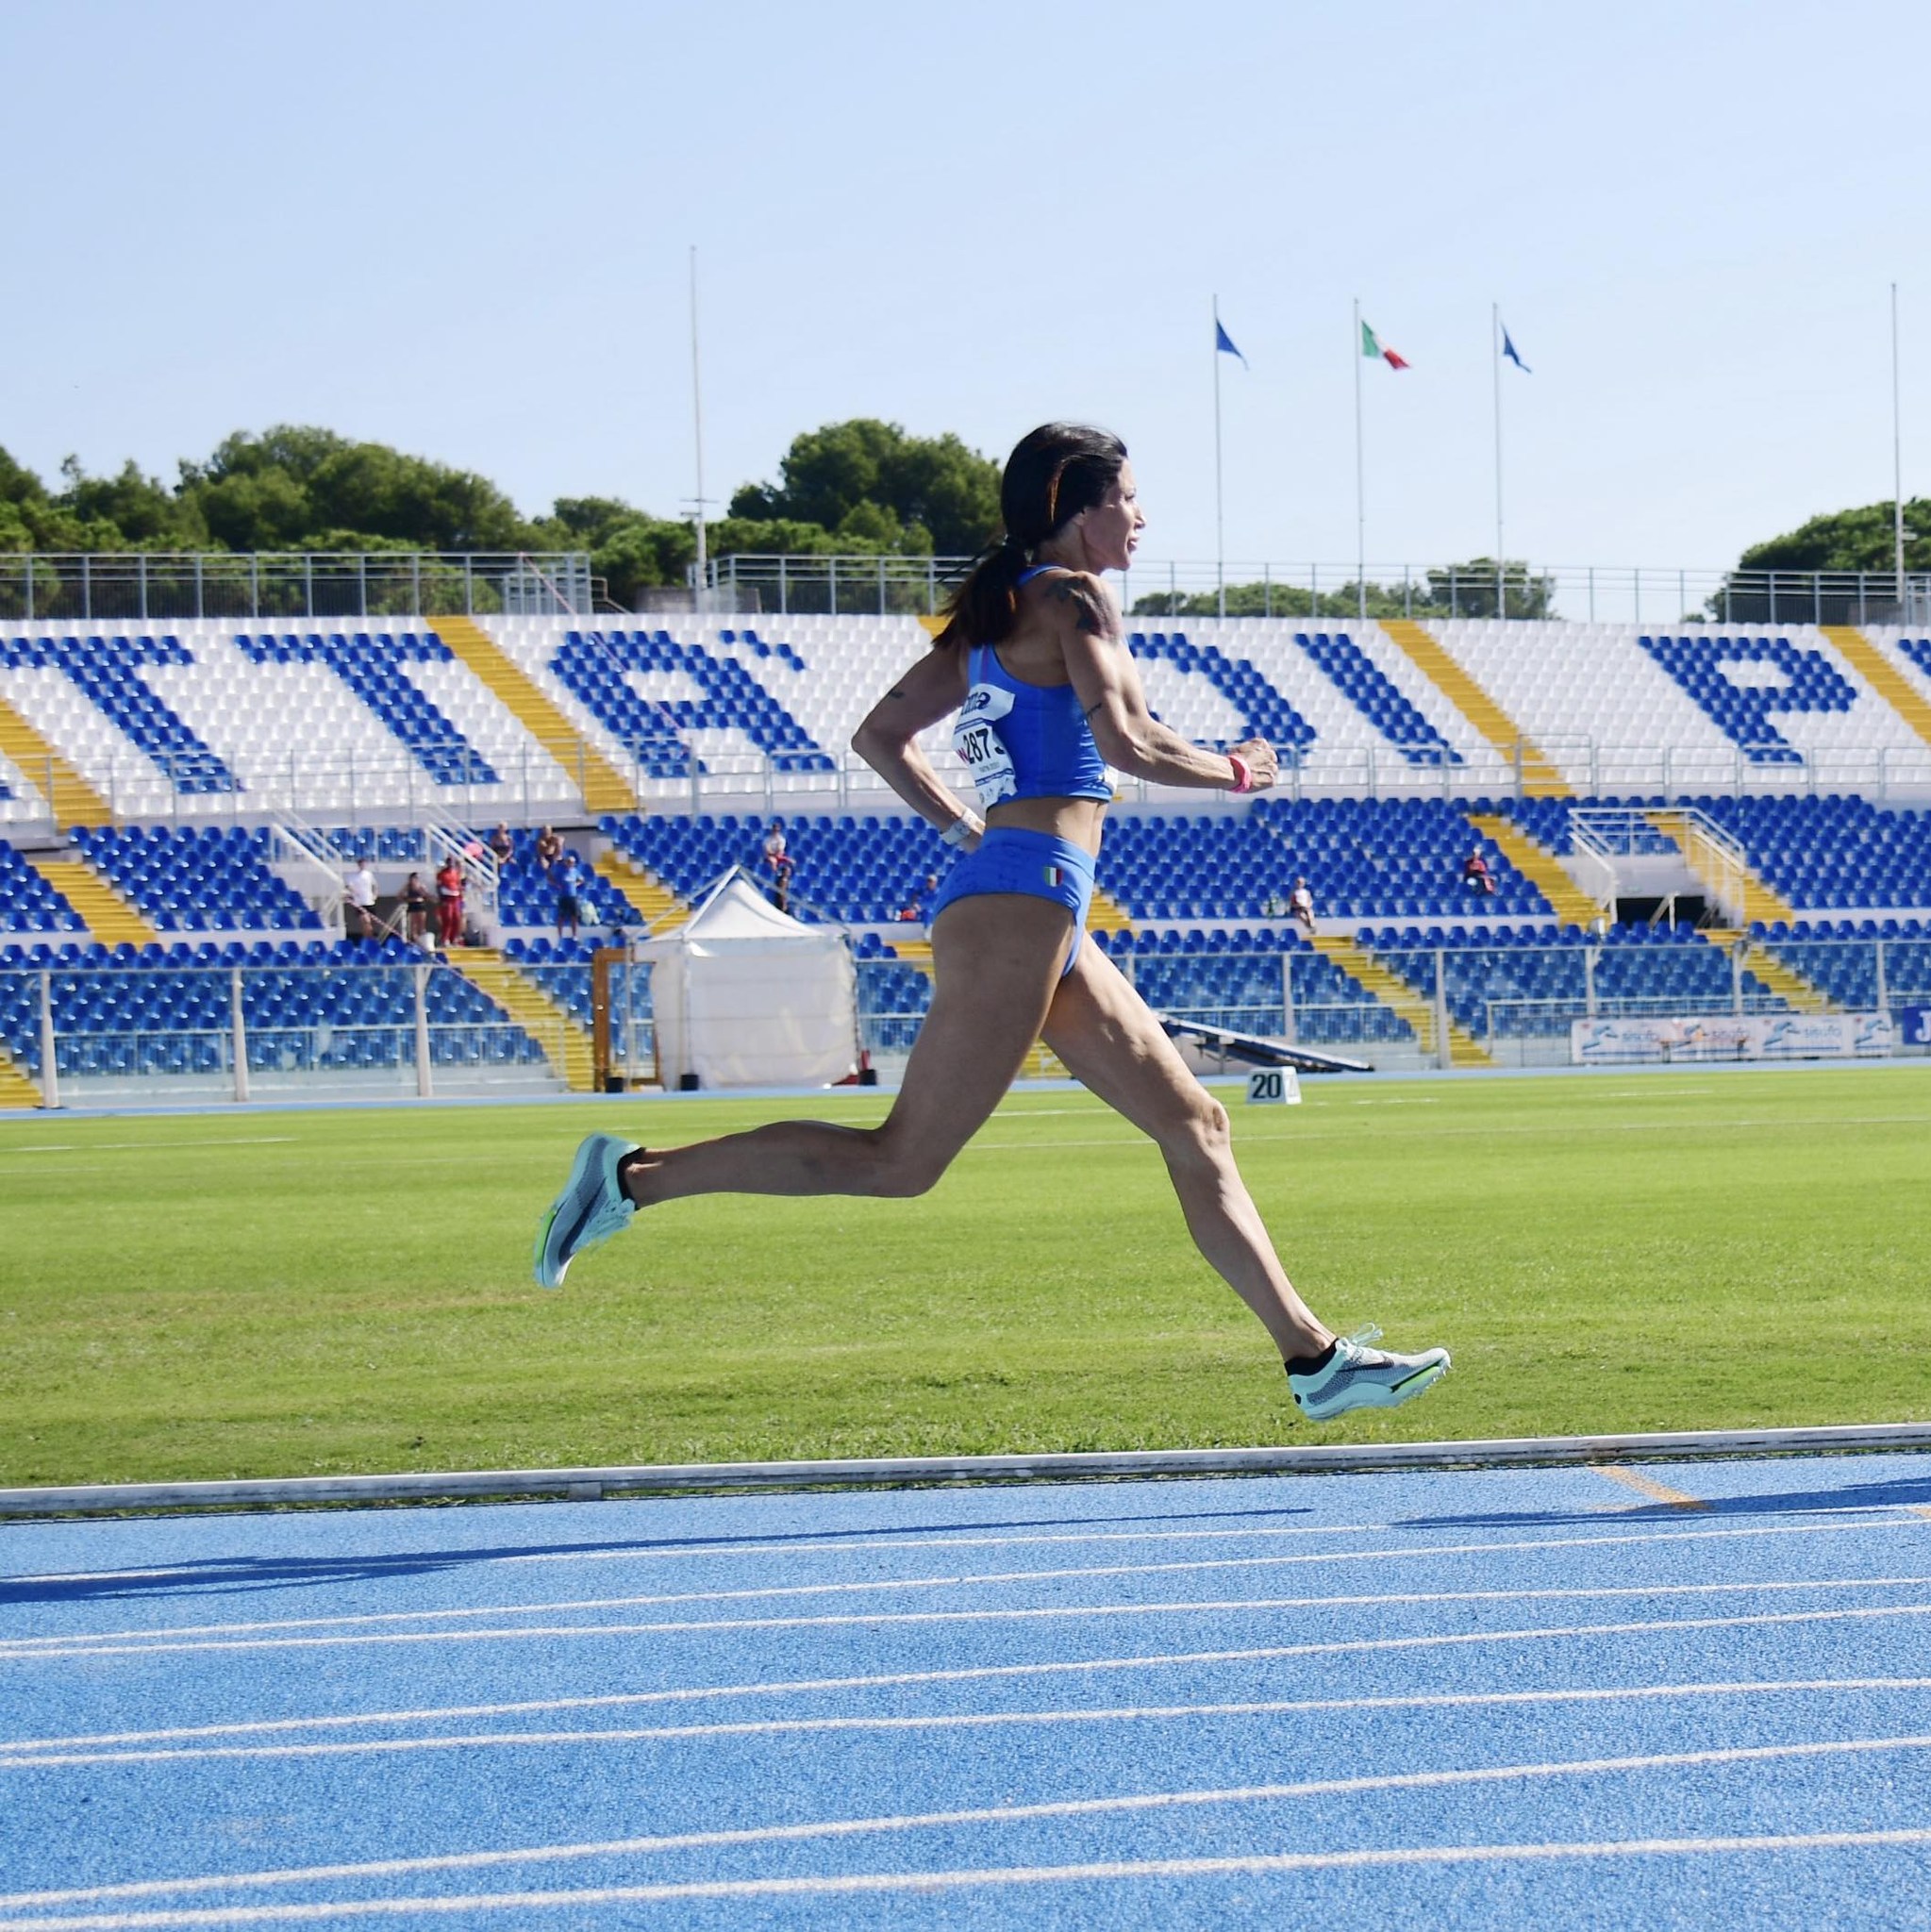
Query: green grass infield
[{"left": 3, "top": 1062, "right": 1927, "bottom": 1490}]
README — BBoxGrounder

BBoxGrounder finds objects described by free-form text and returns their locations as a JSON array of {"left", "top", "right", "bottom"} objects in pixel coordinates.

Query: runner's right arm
[{"left": 852, "top": 647, "right": 982, "bottom": 841}]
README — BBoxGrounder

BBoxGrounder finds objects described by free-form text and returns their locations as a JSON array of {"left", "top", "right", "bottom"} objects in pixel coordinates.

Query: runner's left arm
[{"left": 852, "top": 647, "right": 980, "bottom": 840}]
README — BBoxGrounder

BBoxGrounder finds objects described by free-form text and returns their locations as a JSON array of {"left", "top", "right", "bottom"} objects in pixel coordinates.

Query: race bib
[{"left": 954, "top": 682, "right": 1018, "bottom": 806}]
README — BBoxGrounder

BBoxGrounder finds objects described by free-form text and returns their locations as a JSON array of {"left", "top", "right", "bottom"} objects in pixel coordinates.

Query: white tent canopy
[{"left": 636, "top": 870, "right": 858, "bottom": 1090}]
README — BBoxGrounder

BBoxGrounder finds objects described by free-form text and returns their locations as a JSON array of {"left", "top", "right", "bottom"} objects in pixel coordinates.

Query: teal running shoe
[
  {"left": 1289, "top": 1325, "right": 1450, "bottom": 1422},
  {"left": 533, "top": 1133, "right": 640, "bottom": 1289}
]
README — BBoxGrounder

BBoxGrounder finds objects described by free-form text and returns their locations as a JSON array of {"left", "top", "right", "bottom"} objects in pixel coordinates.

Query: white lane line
[
  {"left": 11, "top": 1654, "right": 1930, "bottom": 1761},
  {"left": 17, "top": 1552, "right": 1930, "bottom": 1654},
  {"left": 7, "top": 1670, "right": 1930, "bottom": 1758},
  {"left": 4, "top": 1599, "right": 1930, "bottom": 1696},
  {"left": 13, "top": 1675, "right": 1931, "bottom": 1773},
  {"left": 5, "top": 1809, "right": 1931, "bottom": 1924},
  {"left": 11, "top": 1511, "right": 1925, "bottom": 1653},
  {"left": 969, "top": 1113, "right": 1931, "bottom": 1151},
  {"left": 10, "top": 1523, "right": 1927, "bottom": 1662},
  {"left": 0, "top": 1520, "right": 1400, "bottom": 1591},
  {"left": 0, "top": 1138, "right": 295, "bottom": 1158}
]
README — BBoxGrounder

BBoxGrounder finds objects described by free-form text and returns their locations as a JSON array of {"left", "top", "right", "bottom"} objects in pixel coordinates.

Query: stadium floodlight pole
[
  {"left": 1893, "top": 280, "right": 1906, "bottom": 605},
  {"left": 1353, "top": 296, "right": 1366, "bottom": 622},
  {"left": 690, "top": 244, "right": 708, "bottom": 606},
  {"left": 1492, "top": 302, "right": 1507, "bottom": 620},
  {"left": 1213, "top": 293, "right": 1225, "bottom": 619}
]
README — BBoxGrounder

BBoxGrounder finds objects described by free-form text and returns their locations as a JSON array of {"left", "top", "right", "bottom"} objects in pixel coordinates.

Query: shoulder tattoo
[{"left": 1050, "top": 575, "right": 1113, "bottom": 640}]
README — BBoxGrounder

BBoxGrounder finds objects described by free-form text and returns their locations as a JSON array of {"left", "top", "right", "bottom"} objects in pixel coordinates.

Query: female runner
[{"left": 535, "top": 423, "right": 1448, "bottom": 1421}]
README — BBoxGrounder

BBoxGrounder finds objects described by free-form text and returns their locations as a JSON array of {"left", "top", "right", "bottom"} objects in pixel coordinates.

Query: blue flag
[
  {"left": 1215, "top": 319, "right": 1248, "bottom": 366},
  {"left": 1501, "top": 325, "right": 1531, "bottom": 373}
]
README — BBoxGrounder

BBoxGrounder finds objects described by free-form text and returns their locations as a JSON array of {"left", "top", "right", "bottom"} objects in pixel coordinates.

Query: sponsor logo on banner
[
  {"left": 1571, "top": 1013, "right": 1892, "bottom": 1064},
  {"left": 1894, "top": 1006, "right": 1931, "bottom": 1048}
]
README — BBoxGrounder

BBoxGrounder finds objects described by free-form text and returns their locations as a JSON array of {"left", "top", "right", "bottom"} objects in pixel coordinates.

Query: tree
[
  {"left": 1733, "top": 499, "right": 1931, "bottom": 575},
  {"left": 58, "top": 457, "right": 192, "bottom": 546},
  {"left": 730, "top": 419, "right": 999, "bottom": 555}
]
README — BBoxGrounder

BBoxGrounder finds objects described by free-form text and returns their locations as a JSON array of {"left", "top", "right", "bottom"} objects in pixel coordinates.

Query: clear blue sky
[{"left": 6, "top": 0, "right": 1925, "bottom": 574}]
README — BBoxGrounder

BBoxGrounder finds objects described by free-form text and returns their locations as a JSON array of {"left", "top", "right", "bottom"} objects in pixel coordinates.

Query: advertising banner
[
  {"left": 1571, "top": 1013, "right": 1892, "bottom": 1065},
  {"left": 1894, "top": 1007, "right": 1931, "bottom": 1049}
]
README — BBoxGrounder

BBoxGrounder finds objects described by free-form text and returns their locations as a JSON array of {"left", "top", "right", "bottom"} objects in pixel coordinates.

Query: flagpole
[
  {"left": 1893, "top": 280, "right": 1906, "bottom": 608},
  {"left": 1214, "top": 294, "right": 1225, "bottom": 618},
  {"left": 690, "top": 244, "right": 708, "bottom": 606},
  {"left": 1353, "top": 296, "right": 1366, "bottom": 622},
  {"left": 1493, "top": 303, "right": 1506, "bottom": 620}
]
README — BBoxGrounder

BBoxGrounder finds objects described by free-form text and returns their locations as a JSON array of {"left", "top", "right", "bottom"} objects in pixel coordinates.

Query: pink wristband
[{"left": 1226, "top": 753, "right": 1253, "bottom": 794}]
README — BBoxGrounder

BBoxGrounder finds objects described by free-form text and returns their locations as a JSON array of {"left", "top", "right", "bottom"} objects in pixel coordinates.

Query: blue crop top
[{"left": 952, "top": 566, "right": 1113, "bottom": 808}]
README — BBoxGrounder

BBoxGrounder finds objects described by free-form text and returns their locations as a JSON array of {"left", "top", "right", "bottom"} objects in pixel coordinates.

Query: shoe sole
[
  {"left": 532, "top": 1135, "right": 624, "bottom": 1290},
  {"left": 1299, "top": 1353, "right": 1450, "bottom": 1423}
]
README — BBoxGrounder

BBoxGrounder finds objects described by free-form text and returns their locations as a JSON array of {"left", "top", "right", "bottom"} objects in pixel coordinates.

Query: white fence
[
  {"left": 0, "top": 553, "right": 593, "bottom": 625},
  {"left": 708, "top": 553, "right": 1931, "bottom": 628},
  {"left": 9, "top": 737, "right": 1931, "bottom": 840}
]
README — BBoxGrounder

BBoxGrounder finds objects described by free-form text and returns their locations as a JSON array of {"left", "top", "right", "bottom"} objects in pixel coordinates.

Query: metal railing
[
  {"left": 0, "top": 553, "right": 592, "bottom": 624},
  {"left": 707, "top": 553, "right": 1931, "bottom": 628},
  {"left": 7, "top": 550, "right": 1928, "bottom": 629},
  {"left": 8, "top": 738, "right": 1931, "bottom": 841},
  {"left": 5, "top": 941, "right": 1923, "bottom": 1104},
  {"left": 0, "top": 961, "right": 576, "bottom": 1105}
]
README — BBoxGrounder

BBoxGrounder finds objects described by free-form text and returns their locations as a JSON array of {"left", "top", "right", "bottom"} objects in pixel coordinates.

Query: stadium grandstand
[{"left": 3, "top": 554, "right": 1931, "bottom": 1106}]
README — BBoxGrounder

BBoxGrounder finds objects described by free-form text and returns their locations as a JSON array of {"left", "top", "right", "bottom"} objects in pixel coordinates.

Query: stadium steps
[
  {"left": 23, "top": 858, "right": 158, "bottom": 946},
  {"left": 1308, "top": 933, "right": 1494, "bottom": 1067},
  {"left": 1378, "top": 620, "right": 1569, "bottom": 797},
  {"left": 428, "top": 615, "right": 637, "bottom": 814},
  {"left": 1465, "top": 812, "right": 1601, "bottom": 927},
  {"left": 448, "top": 949, "right": 595, "bottom": 1091},
  {"left": 1820, "top": 625, "right": 1931, "bottom": 748},
  {"left": 1698, "top": 932, "right": 1836, "bottom": 1014},
  {"left": 1643, "top": 810, "right": 1797, "bottom": 926},
  {"left": 1086, "top": 884, "right": 1134, "bottom": 937},
  {"left": 0, "top": 695, "right": 112, "bottom": 827},
  {"left": 0, "top": 1047, "right": 40, "bottom": 1108},
  {"left": 593, "top": 850, "right": 689, "bottom": 932}
]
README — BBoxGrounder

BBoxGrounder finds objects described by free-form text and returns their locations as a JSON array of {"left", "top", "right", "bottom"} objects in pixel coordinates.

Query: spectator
[
  {"left": 761, "top": 817, "right": 795, "bottom": 908},
  {"left": 899, "top": 873, "right": 941, "bottom": 923},
  {"left": 344, "top": 858, "right": 377, "bottom": 942},
  {"left": 436, "top": 857, "right": 466, "bottom": 947},
  {"left": 534, "top": 824, "right": 563, "bottom": 873},
  {"left": 1462, "top": 848, "right": 1496, "bottom": 896},
  {"left": 1261, "top": 890, "right": 1288, "bottom": 919},
  {"left": 1289, "top": 875, "right": 1317, "bottom": 935},
  {"left": 401, "top": 871, "right": 432, "bottom": 947},
  {"left": 488, "top": 822, "right": 514, "bottom": 870},
  {"left": 552, "top": 849, "right": 587, "bottom": 941}
]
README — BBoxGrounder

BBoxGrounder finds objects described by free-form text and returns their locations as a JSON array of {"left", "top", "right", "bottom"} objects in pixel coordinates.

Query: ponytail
[{"left": 931, "top": 423, "right": 1127, "bottom": 650}]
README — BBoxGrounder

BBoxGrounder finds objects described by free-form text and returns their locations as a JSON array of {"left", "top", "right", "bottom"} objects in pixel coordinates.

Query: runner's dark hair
[{"left": 932, "top": 423, "right": 1128, "bottom": 648}]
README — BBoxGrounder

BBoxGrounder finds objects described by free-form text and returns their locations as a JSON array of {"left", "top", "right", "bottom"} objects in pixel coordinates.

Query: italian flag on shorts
[{"left": 1043, "top": 864, "right": 1066, "bottom": 887}]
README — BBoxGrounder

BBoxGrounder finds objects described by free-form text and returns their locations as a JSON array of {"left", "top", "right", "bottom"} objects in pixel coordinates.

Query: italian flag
[{"left": 1361, "top": 321, "right": 1409, "bottom": 370}]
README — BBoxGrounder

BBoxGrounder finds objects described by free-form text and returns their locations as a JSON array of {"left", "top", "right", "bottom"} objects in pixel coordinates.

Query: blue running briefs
[{"left": 927, "top": 826, "right": 1096, "bottom": 978}]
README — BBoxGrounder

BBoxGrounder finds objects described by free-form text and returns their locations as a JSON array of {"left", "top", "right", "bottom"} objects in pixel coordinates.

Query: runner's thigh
[
  {"left": 1041, "top": 939, "right": 1220, "bottom": 1141},
  {"left": 877, "top": 892, "right": 1074, "bottom": 1170}
]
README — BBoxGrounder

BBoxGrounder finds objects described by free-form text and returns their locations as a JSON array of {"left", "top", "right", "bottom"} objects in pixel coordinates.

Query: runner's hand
[{"left": 1232, "top": 738, "right": 1278, "bottom": 791}]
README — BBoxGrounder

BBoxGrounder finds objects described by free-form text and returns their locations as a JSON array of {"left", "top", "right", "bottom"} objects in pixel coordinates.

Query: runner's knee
[
  {"left": 1165, "top": 1090, "right": 1232, "bottom": 1169},
  {"left": 865, "top": 1130, "right": 951, "bottom": 1198}
]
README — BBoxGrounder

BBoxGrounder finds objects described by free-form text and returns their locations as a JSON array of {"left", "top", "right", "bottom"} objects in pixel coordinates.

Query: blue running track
[{"left": 3, "top": 1455, "right": 1930, "bottom": 1927}]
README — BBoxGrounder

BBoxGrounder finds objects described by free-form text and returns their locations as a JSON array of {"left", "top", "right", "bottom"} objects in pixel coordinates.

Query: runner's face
[{"left": 1078, "top": 464, "right": 1145, "bottom": 573}]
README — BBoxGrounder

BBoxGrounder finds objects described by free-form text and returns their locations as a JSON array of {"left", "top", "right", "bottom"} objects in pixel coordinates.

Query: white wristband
[{"left": 940, "top": 813, "right": 984, "bottom": 848}]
